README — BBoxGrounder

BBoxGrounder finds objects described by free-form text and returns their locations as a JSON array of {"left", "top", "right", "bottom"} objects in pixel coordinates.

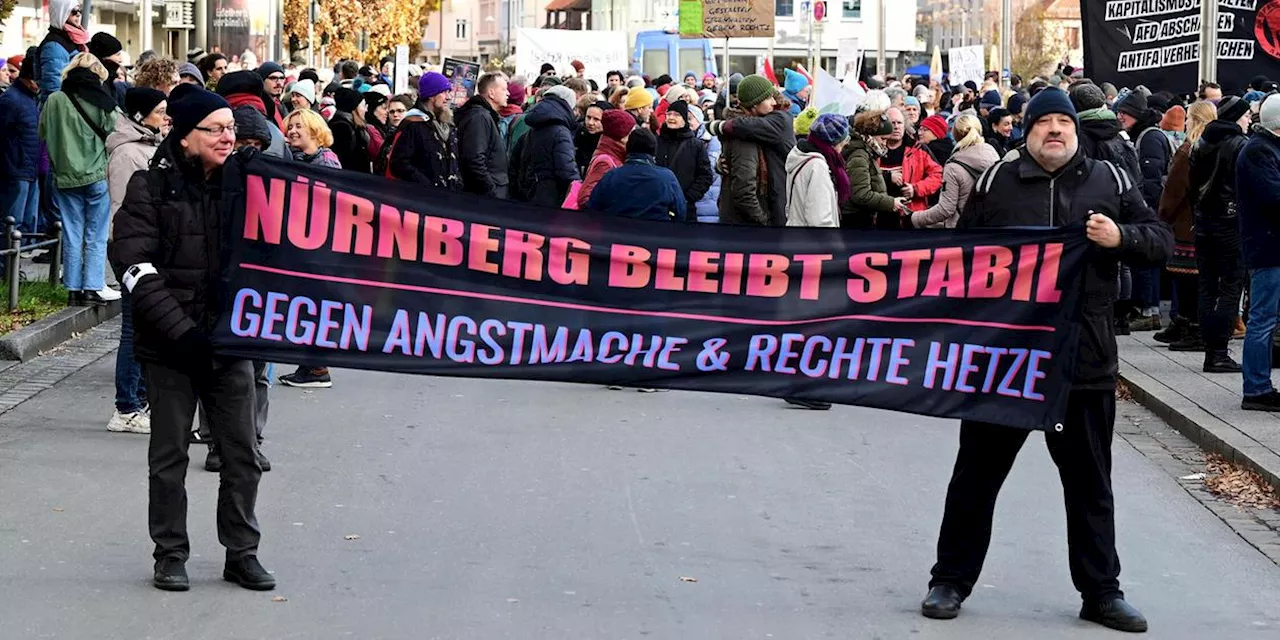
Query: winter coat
[
  {"left": 1157, "top": 140, "right": 1195, "bottom": 243},
  {"left": 887, "top": 142, "right": 944, "bottom": 212},
  {"left": 1189, "top": 120, "right": 1248, "bottom": 233},
  {"left": 961, "top": 149, "right": 1172, "bottom": 390},
  {"left": 0, "top": 81, "right": 41, "bottom": 182},
  {"left": 516, "top": 95, "right": 580, "bottom": 206},
  {"left": 38, "top": 89, "right": 116, "bottom": 189},
  {"left": 695, "top": 133, "right": 722, "bottom": 222},
  {"left": 1236, "top": 127, "right": 1280, "bottom": 269},
  {"left": 910, "top": 141, "right": 998, "bottom": 229},
  {"left": 710, "top": 109, "right": 795, "bottom": 226},
  {"left": 388, "top": 108, "right": 462, "bottom": 191},
  {"left": 1078, "top": 114, "right": 1141, "bottom": 182},
  {"left": 656, "top": 125, "right": 713, "bottom": 222},
  {"left": 784, "top": 143, "right": 838, "bottom": 228},
  {"left": 841, "top": 136, "right": 897, "bottom": 229},
  {"left": 578, "top": 136, "right": 626, "bottom": 209},
  {"left": 329, "top": 111, "right": 371, "bottom": 173},
  {"left": 366, "top": 123, "right": 387, "bottom": 164},
  {"left": 926, "top": 136, "right": 954, "bottom": 165},
  {"left": 36, "top": 28, "right": 79, "bottom": 103},
  {"left": 1130, "top": 116, "right": 1175, "bottom": 209},
  {"left": 109, "top": 143, "right": 238, "bottom": 365},
  {"left": 455, "top": 95, "right": 510, "bottom": 198},
  {"left": 586, "top": 154, "right": 686, "bottom": 222},
  {"left": 106, "top": 115, "right": 163, "bottom": 218}
]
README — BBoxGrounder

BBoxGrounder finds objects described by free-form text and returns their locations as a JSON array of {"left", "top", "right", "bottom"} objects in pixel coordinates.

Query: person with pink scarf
[{"left": 36, "top": 0, "right": 89, "bottom": 103}]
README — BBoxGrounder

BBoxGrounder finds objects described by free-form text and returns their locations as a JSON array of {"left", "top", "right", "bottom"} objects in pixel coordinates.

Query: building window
[
  {"left": 456, "top": 19, "right": 469, "bottom": 40},
  {"left": 843, "top": 0, "right": 860, "bottom": 18},
  {"left": 776, "top": 0, "right": 793, "bottom": 17},
  {"left": 1064, "top": 26, "right": 1081, "bottom": 49}
]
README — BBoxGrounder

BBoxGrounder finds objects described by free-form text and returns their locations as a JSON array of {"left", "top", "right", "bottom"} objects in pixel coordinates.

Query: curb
[
  {"left": 1119, "top": 368, "right": 1280, "bottom": 490},
  {"left": 0, "top": 302, "right": 120, "bottom": 362}
]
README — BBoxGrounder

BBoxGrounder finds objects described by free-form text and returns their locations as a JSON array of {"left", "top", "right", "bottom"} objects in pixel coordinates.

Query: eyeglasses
[
  {"left": 70, "top": 9, "right": 81, "bottom": 16},
  {"left": 195, "top": 124, "right": 236, "bottom": 136}
]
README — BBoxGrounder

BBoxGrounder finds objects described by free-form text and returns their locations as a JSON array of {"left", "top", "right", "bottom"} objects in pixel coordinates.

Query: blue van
[{"left": 632, "top": 30, "right": 718, "bottom": 80}]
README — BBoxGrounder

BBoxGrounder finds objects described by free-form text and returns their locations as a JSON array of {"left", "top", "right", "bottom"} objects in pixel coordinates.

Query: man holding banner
[{"left": 921, "top": 88, "right": 1171, "bottom": 633}]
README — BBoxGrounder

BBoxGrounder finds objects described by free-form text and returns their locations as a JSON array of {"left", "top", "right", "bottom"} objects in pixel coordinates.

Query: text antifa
[
  {"left": 228, "top": 289, "right": 1051, "bottom": 400},
  {"left": 244, "top": 175, "right": 1066, "bottom": 305}
]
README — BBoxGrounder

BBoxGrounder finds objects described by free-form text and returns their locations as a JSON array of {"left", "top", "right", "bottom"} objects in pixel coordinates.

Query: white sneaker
[
  {"left": 107, "top": 409, "right": 151, "bottom": 434},
  {"left": 97, "top": 287, "right": 122, "bottom": 302}
]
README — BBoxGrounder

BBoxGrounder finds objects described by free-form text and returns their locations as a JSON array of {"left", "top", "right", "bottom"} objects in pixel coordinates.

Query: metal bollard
[
  {"left": 7, "top": 228, "right": 21, "bottom": 312},
  {"left": 47, "top": 221, "right": 62, "bottom": 287}
]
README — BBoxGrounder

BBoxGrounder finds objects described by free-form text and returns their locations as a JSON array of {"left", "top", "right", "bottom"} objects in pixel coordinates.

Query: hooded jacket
[
  {"left": 388, "top": 106, "right": 461, "bottom": 191},
  {"left": 1128, "top": 109, "right": 1175, "bottom": 209},
  {"left": 514, "top": 94, "right": 579, "bottom": 206},
  {"left": 709, "top": 108, "right": 796, "bottom": 226},
  {"left": 36, "top": 8, "right": 82, "bottom": 102},
  {"left": 455, "top": 94, "right": 510, "bottom": 198},
  {"left": 106, "top": 114, "right": 163, "bottom": 218},
  {"left": 910, "top": 141, "right": 999, "bottom": 229},
  {"left": 38, "top": 80, "right": 117, "bottom": 189},
  {"left": 1189, "top": 119, "right": 1248, "bottom": 231},
  {"left": 0, "top": 80, "right": 41, "bottom": 182},
  {"left": 784, "top": 141, "right": 838, "bottom": 228},
  {"left": 656, "top": 124, "right": 713, "bottom": 222},
  {"left": 1077, "top": 107, "right": 1141, "bottom": 182}
]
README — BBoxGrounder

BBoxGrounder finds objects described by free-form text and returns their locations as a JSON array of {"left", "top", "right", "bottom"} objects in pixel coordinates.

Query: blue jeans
[
  {"left": 53, "top": 180, "right": 110, "bottom": 292},
  {"left": 1243, "top": 267, "right": 1280, "bottom": 397},
  {"left": 115, "top": 290, "right": 146, "bottom": 413},
  {"left": 1, "top": 179, "right": 40, "bottom": 236}
]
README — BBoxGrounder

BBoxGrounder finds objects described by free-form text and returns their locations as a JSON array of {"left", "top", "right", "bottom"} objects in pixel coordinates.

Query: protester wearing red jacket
[{"left": 880, "top": 106, "right": 943, "bottom": 221}]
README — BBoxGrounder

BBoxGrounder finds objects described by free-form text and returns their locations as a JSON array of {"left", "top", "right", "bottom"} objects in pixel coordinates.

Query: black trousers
[
  {"left": 197, "top": 361, "right": 269, "bottom": 443},
  {"left": 145, "top": 359, "right": 262, "bottom": 562},
  {"left": 929, "top": 390, "right": 1122, "bottom": 602},
  {"left": 1196, "top": 230, "right": 1244, "bottom": 351}
]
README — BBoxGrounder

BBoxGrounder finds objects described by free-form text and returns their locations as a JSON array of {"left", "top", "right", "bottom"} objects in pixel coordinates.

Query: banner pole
[
  {"left": 724, "top": 37, "right": 731, "bottom": 77},
  {"left": 1198, "top": 0, "right": 1218, "bottom": 85}
]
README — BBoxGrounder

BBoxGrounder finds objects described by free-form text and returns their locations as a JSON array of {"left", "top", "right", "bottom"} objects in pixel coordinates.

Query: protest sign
[
  {"left": 216, "top": 156, "right": 1088, "bottom": 431},
  {"left": 441, "top": 57, "right": 480, "bottom": 109},
  {"left": 837, "top": 37, "right": 861, "bottom": 80},
  {"left": 515, "top": 28, "right": 628, "bottom": 85},
  {"left": 680, "top": 0, "right": 776, "bottom": 38},
  {"left": 393, "top": 45, "right": 410, "bottom": 96},
  {"left": 1081, "top": 0, "right": 1280, "bottom": 93},
  {"left": 948, "top": 45, "right": 985, "bottom": 86}
]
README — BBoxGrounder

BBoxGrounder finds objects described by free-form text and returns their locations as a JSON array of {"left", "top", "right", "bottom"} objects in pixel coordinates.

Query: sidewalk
[{"left": 1118, "top": 331, "right": 1280, "bottom": 488}]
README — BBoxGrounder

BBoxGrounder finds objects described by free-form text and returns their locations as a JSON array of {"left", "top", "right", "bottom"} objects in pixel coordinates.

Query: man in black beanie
[
  {"left": 920, "top": 86, "right": 1170, "bottom": 633},
  {"left": 88, "top": 32, "right": 128, "bottom": 106},
  {"left": 216, "top": 70, "right": 289, "bottom": 158},
  {"left": 111, "top": 86, "right": 276, "bottom": 594}
]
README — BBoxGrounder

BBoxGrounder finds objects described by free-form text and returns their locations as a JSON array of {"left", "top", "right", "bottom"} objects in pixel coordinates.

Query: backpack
[
  {"left": 499, "top": 113, "right": 521, "bottom": 144},
  {"left": 508, "top": 133, "right": 536, "bottom": 202},
  {"left": 1135, "top": 126, "right": 1177, "bottom": 182}
]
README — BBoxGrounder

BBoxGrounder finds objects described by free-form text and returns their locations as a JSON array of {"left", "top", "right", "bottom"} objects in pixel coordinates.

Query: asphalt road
[{"left": 1, "top": 355, "right": 1278, "bottom": 639}]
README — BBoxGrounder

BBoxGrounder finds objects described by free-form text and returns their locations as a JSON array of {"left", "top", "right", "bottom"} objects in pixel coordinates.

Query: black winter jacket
[
  {"left": 709, "top": 110, "right": 796, "bottom": 226},
  {"left": 388, "top": 107, "right": 461, "bottom": 191},
  {"left": 329, "top": 111, "right": 371, "bottom": 173},
  {"left": 1129, "top": 112, "right": 1174, "bottom": 209},
  {"left": 517, "top": 95, "right": 580, "bottom": 206},
  {"left": 962, "top": 149, "right": 1172, "bottom": 390},
  {"left": 656, "top": 126, "right": 713, "bottom": 222},
  {"left": 1078, "top": 118, "right": 1141, "bottom": 183},
  {"left": 1237, "top": 128, "right": 1280, "bottom": 269},
  {"left": 1189, "top": 120, "right": 1248, "bottom": 232},
  {"left": 109, "top": 142, "right": 238, "bottom": 366},
  {"left": 455, "top": 95, "right": 510, "bottom": 198}
]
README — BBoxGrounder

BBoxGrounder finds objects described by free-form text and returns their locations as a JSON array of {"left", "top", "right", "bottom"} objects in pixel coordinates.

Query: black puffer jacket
[
  {"left": 1128, "top": 112, "right": 1174, "bottom": 209},
  {"left": 656, "top": 125, "right": 713, "bottom": 222},
  {"left": 1189, "top": 119, "right": 1247, "bottom": 233},
  {"left": 961, "top": 149, "right": 1172, "bottom": 390},
  {"left": 329, "top": 111, "right": 371, "bottom": 173},
  {"left": 109, "top": 141, "right": 237, "bottom": 365},
  {"left": 1078, "top": 118, "right": 1141, "bottom": 182},
  {"left": 455, "top": 94, "right": 509, "bottom": 198},
  {"left": 516, "top": 95, "right": 580, "bottom": 206}
]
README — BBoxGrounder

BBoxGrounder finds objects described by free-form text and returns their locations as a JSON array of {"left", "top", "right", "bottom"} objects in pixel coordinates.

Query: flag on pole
[
  {"left": 762, "top": 58, "right": 778, "bottom": 85},
  {"left": 930, "top": 48, "right": 943, "bottom": 83}
]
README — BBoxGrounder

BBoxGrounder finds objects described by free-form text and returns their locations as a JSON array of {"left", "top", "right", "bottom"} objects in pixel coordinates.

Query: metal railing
[{"left": 1, "top": 216, "right": 63, "bottom": 312}]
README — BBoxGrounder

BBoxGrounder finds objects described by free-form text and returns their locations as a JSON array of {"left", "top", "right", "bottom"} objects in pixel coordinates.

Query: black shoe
[
  {"left": 278, "top": 368, "right": 332, "bottom": 388},
  {"left": 784, "top": 398, "right": 832, "bottom": 410},
  {"left": 204, "top": 447, "right": 222, "bottom": 472},
  {"left": 1153, "top": 318, "right": 1191, "bottom": 344},
  {"left": 32, "top": 251, "right": 53, "bottom": 264},
  {"left": 920, "top": 584, "right": 963, "bottom": 620},
  {"left": 81, "top": 290, "right": 112, "bottom": 306},
  {"left": 67, "top": 290, "right": 84, "bottom": 307},
  {"left": 223, "top": 555, "right": 276, "bottom": 591},
  {"left": 153, "top": 557, "right": 190, "bottom": 592},
  {"left": 256, "top": 448, "right": 271, "bottom": 472},
  {"left": 1204, "top": 352, "right": 1242, "bottom": 373},
  {"left": 1242, "top": 390, "right": 1280, "bottom": 411},
  {"left": 1168, "top": 336, "right": 1206, "bottom": 352},
  {"left": 1114, "top": 317, "right": 1132, "bottom": 336},
  {"left": 1080, "top": 597, "right": 1148, "bottom": 633}
]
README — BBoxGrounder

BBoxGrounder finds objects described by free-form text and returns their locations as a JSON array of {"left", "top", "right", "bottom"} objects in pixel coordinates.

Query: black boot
[
  {"left": 1114, "top": 316, "right": 1132, "bottom": 336},
  {"left": 1080, "top": 597, "right": 1148, "bottom": 633},
  {"left": 256, "top": 448, "right": 271, "bottom": 472},
  {"left": 1153, "top": 317, "right": 1189, "bottom": 344},
  {"left": 1204, "top": 351, "right": 1242, "bottom": 373},
  {"left": 1168, "top": 334, "right": 1206, "bottom": 352},
  {"left": 224, "top": 555, "right": 276, "bottom": 591},
  {"left": 204, "top": 446, "right": 222, "bottom": 472},
  {"left": 67, "top": 290, "right": 85, "bottom": 307},
  {"left": 920, "top": 584, "right": 963, "bottom": 619},
  {"left": 153, "top": 557, "right": 189, "bottom": 592}
]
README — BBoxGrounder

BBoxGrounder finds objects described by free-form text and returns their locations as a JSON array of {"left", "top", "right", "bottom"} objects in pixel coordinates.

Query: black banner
[
  {"left": 214, "top": 156, "right": 1089, "bottom": 431},
  {"left": 1081, "top": 0, "right": 1280, "bottom": 94}
]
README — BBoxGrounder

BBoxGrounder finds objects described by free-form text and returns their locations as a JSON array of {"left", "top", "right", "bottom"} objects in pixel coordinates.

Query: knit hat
[
  {"left": 1216, "top": 96, "right": 1250, "bottom": 123},
  {"left": 626, "top": 75, "right": 645, "bottom": 89},
  {"left": 601, "top": 109, "right": 635, "bottom": 140},
  {"left": 178, "top": 62, "right": 204, "bottom": 85},
  {"left": 654, "top": 74, "right": 673, "bottom": 89},
  {"left": 919, "top": 114, "right": 948, "bottom": 139},
  {"left": 623, "top": 88, "right": 653, "bottom": 111},
  {"left": 1023, "top": 87, "right": 1078, "bottom": 129},
  {"left": 809, "top": 113, "right": 850, "bottom": 145},
  {"left": 1100, "top": 82, "right": 1118, "bottom": 99},
  {"left": 626, "top": 127, "right": 657, "bottom": 156},
  {"left": 1245, "top": 90, "right": 1266, "bottom": 104},
  {"left": 1116, "top": 91, "right": 1148, "bottom": 118},
  {"left": 703, "top": 72, "right": 716, "bottom": 83},
  {"left": 539, "top": 63, "right": 556, "bottom": 76},
  {"left": 1006, "top": 92, "right": 1027, "bottom": 116},
  {"left": 368, "top": 84, "right": 391, "bottom": 97},
  {"left": 987, "top": 107, "right": 1011, "bottom": 126},
  {"left": 168, "top": 87, "right": 231, "bottom": 143},
  {"left": 290, "top": 79, "right": 316, "bottom": 105},
  {"left": 1069, "top": 83, "right": 1106, "bottom": 112},
  {"left": 7, "top": 54, "right": 24, "bottom": 70},
  {"left": 168, "top": 82, "right": 201, "bottom": 105},
  {"left": 737, "top": 74, "right": 775, "bottom": 109},
  {"left": 684, "top": 70, "right": 697, "bottom": 82},
  {"left": 571, "top": 60, "right": 585, "bottom": 73},
  {"left": 364, "top": 91, "right": 388, "bottom": 112},
  {"left": 668, "top": 99, "right": 690, "bottom": 122},
  {"left": 783, "top": 68, "right": 809, "bottom": 94},
  {"left": 904, "top": 95, "right": 920, "bottom": 108},
  {"left": 124, "top": 87, "right": 166, "bottom": 122},
  {"left": 539, "top": 85, "right": 573, "bottom": 107},
  {"left": 88, "top": 32, "right": 123, "bottom": 61},
  {"left": 186, "top": 47, "right": 206, "bottom": 64},
  {"left": 699, "top": 89, "right": 716, "bottom": 105},
  {"left": 794, "top": 106, "right": 820, "bottom": 136},
  {"left": 419, "top": 72, "right": 451, "bottom": 99},
  {"left": 335, "top": 87, "right": 362, "bottom": 113},
  {"left": 980, "top": 90, "right": 1002, "bottom": 109},
  {"left": 232, "top": 105, "right": 272, "bottom": 145},
  {"left": 538, "top": 75, "right": 562, "bottom": 88},
  {"left": 1261, "top": 94, "right": 1280, "bottom": 130},
  {"left": 1250, "top": 75, "right": 1272, "bottom": 90},
  {"left": 257, "top": 61, "right": 285, "bottom": 79},
  {"left": 728, "top": 73, "right": 744, "bottom": 95},
  {"left": 215, "top": 70, "right": 264, "bottom": 98},
  {"left": 508, "top": 81, "right": 527, "bottom": 105},
  {"left": 1159, "top": 105, "right": 1186, "bottom": 132}
]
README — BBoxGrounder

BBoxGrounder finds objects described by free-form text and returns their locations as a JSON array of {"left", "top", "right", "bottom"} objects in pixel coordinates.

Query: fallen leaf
[
  {"left": 51, "top": 507, "right": 65, "bottom": 512},
  {"left": 679, "top": 576, "right": 698, "bottom": 583},
  {"left": 344, "top": 534, "right": 361, "bottom": 540},
  {"left": 271, "top": 596, "right": 288, "bottom": 602}
]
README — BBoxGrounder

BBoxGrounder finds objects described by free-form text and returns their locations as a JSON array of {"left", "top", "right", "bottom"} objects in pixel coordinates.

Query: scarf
[
  {"left": 809, "top": 138, "right": 851, "bottom": 203},
  {"left": 62, "top": 24, "right": 90, "bottom": 47},
  {"left": 62, "top": 67, "right": 118, "bottom": 113},
  {"left": 593, "top": 136, "right": 627, "bottom": 165},
  {"left": 226, "top": 93, "right": 284, "bottom": 131},
  {"left": 499, "top": 104, "right": 523, "bottom": 118}
]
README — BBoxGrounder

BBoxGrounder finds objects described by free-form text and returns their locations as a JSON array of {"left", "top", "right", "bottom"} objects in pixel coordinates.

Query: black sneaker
[
  {"left": 1204, "top": 352, "right": 1242, "bottom": 373},
  {"left": 1168, "top": 336, "right": 1206, "bottom": 352},
  {"left": 1080, "top": 596, "right": 1148, "bottom": 633},
  {"left": 1154, "top": 318, "right": 1192, "bottom": 344},
  {"left": 224, "top": 555, "right": 276, "bottom": 590},
  {"left": 67, "top": 290, "right": 85, "bottom": 307},
  {"left": 81, "top": 290, "right": 113, "bottom": 306},
  {"left": 1242, "top": 390, "right": 1280, "bottom": 411},
  {"left": 204, "top": 447, "right": 222, "bottom": 472},
  {"left": 153, "top": 557, "right": 190, "bottom": 592},
  {"left": 278, "top": 368, "right": 332, "bottom": 388},
  {"left": 784, "top": 398, "right": 832, "bottom": 410}
]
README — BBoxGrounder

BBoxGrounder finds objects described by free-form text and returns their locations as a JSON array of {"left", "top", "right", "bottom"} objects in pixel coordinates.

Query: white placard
[
  {"left": 515, "top": 28, "right": 628, "bottom": 86},
  {"left": 947, "top": 45, "right": 985, "bottom": 87},
  {"left": 837, "top": 37, "right": 860, "bottom": 81},
  {"left": 394, "top": 45, "right": 410, "bottom": 96},
  {"left": 812, "top": 65, "right": 865, "bottom": 116}
]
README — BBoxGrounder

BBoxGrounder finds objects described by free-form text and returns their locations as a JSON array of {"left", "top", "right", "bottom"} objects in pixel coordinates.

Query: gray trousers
[
  {"left": 146, "top": 358, "right": 261, "bottom": 561},
  {"left": 198, "top": 361, "right": 269, "bottom": 444}
]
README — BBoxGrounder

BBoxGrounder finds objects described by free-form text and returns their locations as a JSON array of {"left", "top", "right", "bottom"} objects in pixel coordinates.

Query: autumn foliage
[{"left": 284, "top": 0, "right": 441, "bottom": 65}]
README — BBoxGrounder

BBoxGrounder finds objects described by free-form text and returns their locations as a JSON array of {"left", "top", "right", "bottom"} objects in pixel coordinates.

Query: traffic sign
[{"left": 814, "top": 0, "right": 826, "bottom": 22}]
